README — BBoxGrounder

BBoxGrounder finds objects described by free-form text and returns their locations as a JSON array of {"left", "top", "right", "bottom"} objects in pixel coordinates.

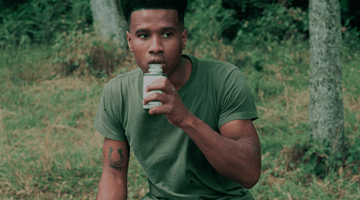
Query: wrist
[{"left": 177, "top": 112, "right": 197, "bottom": 129}]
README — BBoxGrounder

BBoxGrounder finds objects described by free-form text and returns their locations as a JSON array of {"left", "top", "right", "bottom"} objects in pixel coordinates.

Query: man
[{"left": 94, "top": 0, "right": 261, "bottom": 199}]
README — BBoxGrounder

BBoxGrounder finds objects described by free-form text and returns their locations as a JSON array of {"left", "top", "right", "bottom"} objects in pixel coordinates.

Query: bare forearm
[
  {"left": 180, "top": 115, "right": 261, "bottom": 188},
  {"left": 97, "top": 172, "right": 127, "bottom": 200}
]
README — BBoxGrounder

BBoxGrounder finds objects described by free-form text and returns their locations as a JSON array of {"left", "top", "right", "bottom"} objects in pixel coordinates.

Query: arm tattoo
[{"left": 108, "top": 147, "right": 124, "bottom": 171}]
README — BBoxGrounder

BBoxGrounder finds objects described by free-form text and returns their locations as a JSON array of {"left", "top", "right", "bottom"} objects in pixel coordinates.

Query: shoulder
[
  {"left": 195, "top": 56, "right": 238, "bottom": 69},
  {"left": 197, "top": 57, "right": 235, "bottom": 68},
  {"left": 106, "top": 68, "right": 141, "bottom": 87},
  {"left": 188, "top": 55, "right": 242, "bottom": 76},
  {"left": 192, "top": 56, "right": 246, "bottom": 84},
  {"left": 103, "top": 68, "right": 141, "bottom": 94}
]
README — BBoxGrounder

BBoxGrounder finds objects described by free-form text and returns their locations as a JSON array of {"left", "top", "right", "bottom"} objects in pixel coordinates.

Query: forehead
[{"left": 129, "top": 9, "right": 180, "bottom": 30}]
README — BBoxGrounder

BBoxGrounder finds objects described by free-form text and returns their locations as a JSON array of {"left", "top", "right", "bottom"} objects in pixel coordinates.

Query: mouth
[{"left": 148, "top": 59, "right": 166, "bottom": 65}]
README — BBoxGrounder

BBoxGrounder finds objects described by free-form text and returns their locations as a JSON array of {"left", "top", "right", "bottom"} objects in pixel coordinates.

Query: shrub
[
  {"left": 280, "top": 136, "right": 360, "bottom": 182},
  {"left": 51, "top": 29, "right": 126, "bottom": 78},
  {"left": 185, "top": 0, "right": 234, "bottom": 52},
  {"left": 0, "top": 0, "right": 93, "bottom": 48}
]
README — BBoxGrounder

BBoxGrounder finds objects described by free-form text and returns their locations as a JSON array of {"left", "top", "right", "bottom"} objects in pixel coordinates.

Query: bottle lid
[{"left": 148, "top": 64, "right": 163, "bottom": 73}]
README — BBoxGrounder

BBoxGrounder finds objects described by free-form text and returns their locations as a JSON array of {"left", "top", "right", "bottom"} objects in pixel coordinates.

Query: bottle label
[{"left": 143, "top": 75, "right": 164, "bottom": 109}]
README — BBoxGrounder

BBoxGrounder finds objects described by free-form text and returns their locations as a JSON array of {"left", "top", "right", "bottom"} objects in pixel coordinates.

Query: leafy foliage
[
  {"left": 0, "top": 0, "right": 93, "bottom": 48},
  {"left": 51, "top": 29, "right": 127, "bottom": 78},
  {"left": 221, "top": 0, "right": 360, "bottom": 42}
]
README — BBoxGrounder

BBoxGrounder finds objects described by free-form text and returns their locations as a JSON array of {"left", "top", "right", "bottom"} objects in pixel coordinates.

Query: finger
[
  {"left": 146, "top": 78, "right": 174, "bottom": 94},
  {"left": 148, "top": 104, "right": 171, "bottom": 116},
  {"left": 145, "top": 80, "right": 165, "bottom": 92},
  {"left": 146, "top": 81, "right": 165, "bottom": 92},
  {"left": 143, "top": 92, "right": 167, "bottom": 106},
  {"left": 151, "top": 76, "right": 167, "bottom": 83}
]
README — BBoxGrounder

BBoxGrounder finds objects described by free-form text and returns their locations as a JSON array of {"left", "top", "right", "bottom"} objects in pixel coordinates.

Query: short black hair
[{"left": 119, "top": 0, "right": 188, "bottom": 26}]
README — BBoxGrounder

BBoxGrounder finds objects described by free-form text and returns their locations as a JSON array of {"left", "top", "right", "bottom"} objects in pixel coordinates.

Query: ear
[
  {"left": 126, "top": 31, "right": 133, "bottom": 52},
  {"left": 181, "top": 29, "right": 187, "bottom": 50}
]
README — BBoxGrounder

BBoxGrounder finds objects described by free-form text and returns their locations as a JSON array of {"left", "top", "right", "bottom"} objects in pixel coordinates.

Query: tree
[
  {"left": 309, "top": 0, "right": 344, "bottom": 156},
  {"left": 90, "top": 0, "right": 127, "bottom": 49}
]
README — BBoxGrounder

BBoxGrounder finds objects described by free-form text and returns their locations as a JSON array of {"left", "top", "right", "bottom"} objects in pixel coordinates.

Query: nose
[{"left": 148, "top": 35, "right": 164, "bottom": 54}]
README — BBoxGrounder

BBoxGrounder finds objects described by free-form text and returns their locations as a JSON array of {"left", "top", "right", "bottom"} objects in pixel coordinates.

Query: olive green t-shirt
[{"left": 94, "top": 54, "right": 259, "bottom": 199}]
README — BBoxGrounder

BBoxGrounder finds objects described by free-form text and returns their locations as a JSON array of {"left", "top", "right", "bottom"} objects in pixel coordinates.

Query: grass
[{"left": 1, "top": 36, "right": 360, "bottom": 199}]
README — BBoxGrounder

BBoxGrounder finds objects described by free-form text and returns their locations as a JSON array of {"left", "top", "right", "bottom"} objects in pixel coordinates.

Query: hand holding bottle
[{"left": 143, "top": 76, "right": 194, "bottom": 128}]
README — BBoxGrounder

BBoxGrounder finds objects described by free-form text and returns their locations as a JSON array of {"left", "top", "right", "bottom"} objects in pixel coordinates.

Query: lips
[{"left": 148, "top": 59, "right": 166, "bottom": 65}]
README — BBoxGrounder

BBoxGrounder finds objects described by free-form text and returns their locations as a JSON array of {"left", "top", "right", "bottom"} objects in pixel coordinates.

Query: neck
[{"left": 167, "top": 57, "right": 191, "bottom": 91}]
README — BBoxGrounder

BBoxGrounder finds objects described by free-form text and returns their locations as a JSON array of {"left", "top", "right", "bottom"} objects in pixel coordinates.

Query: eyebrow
[
  {"left": 135, "top": 27, "right": 177, "bottom": 35},
  {"left": 162, "top": 27, "right": 176, "bottom": 32}
]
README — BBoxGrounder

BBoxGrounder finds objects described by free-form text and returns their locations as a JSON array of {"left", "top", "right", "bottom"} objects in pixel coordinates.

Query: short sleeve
[
  {"left": 217, "top": 68, "right": 259, "bottom": 128},
  {"left": 93, "top": 82, "right": 127, "bottom": 141}
]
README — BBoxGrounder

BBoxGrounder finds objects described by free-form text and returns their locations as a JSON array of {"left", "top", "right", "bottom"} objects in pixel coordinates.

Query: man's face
[{"left": 126, "top": 9, "right": 187, "bottom": 74}]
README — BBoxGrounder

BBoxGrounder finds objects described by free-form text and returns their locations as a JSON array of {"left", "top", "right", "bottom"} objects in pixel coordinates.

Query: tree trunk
[
  {"left": 309, "top": 0, "right": 344, "bottom": 155},
  {"left": 90, "top": 0, "right": 127, "bottom": 49}
]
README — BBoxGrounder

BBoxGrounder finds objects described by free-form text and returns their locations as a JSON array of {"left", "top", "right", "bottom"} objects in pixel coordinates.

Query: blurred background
[{"left": 0, "top": 0, "right": 359, "bottom": 199}]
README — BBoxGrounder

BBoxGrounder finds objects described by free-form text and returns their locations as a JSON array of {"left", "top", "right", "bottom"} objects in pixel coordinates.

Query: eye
[
  {"left": 139, "top": 34, "right": 149, "bottom": 39},
  {"left": 163, "top": 32, "right": 173, "bottom": 38}
]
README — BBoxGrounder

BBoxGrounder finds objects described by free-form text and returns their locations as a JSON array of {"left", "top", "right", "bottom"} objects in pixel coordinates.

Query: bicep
[
  {"left": 102, "top": 136, "right": 130, "bottom": 180},
  {"left": 219, "top": 119, "right": 261, "bottom": 156}
]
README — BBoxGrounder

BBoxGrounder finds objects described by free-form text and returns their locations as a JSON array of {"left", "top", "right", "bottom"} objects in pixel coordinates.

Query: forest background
[{"left": 0, "top": 0, "right": 360, "bottom": 199}]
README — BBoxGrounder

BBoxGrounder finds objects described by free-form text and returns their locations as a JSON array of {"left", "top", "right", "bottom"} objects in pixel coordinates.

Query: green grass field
[{"left": 1, "top": 38, "right": 360, "bottom": 199}]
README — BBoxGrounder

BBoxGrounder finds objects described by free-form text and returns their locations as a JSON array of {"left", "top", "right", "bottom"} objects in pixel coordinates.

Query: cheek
[
  {"left": 134, "top": 53, "right": 144, "bottom": 66},
  {"left": 132, "top": 41, "right": 148, "bottom": 62},
  {"left": 169, "top": 40, "right": 184, "bottom": 52},
  {"left": 132, "top": 48, "right": 145, "bottom": 64},
  {"left": 132, "top": 40, "right": 146, "bottom": 51}
]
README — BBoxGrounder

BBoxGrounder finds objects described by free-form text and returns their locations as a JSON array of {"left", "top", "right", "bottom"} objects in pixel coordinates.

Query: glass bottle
[{"left": 143, "top": 64, "right": 167, "bottom": 110}]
